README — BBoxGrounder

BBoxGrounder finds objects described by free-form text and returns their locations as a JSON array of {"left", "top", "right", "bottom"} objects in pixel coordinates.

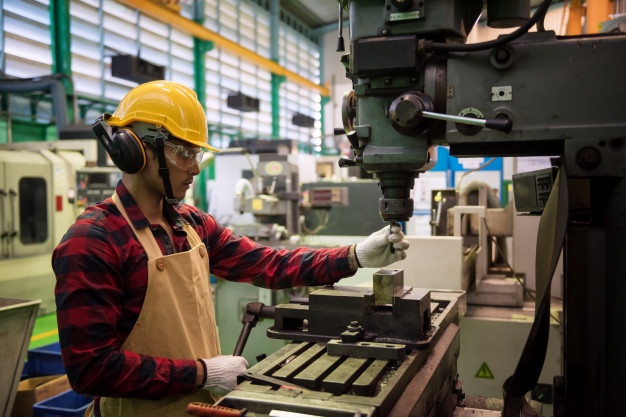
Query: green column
[
  {"left": 49, "top": 0, "right": 73, "bottom": 122},
  {"left": 271, "top": 74, "right": 285, "bottom": 139},
  {"left": 193, "top": 0, "right": 213, "bottom": 105},
  {"left": 192, "top": 0, "right": 216, "bottom": 212},
  {"left": 269, "top": 0, "right": 284, "bottom": 139}
]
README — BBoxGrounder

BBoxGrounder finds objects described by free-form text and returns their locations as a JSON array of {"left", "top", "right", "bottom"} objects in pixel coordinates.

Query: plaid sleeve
[{"left": 186, "top": 210, "right": 358, "bottom": 288}]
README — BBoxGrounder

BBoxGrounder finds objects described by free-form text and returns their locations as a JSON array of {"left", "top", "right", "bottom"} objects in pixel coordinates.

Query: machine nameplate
[
  {"left": 491, "top": 86, "right": 512, "bottom": 102},
  {"left": 389, "top": 11, "right": 422, "bottom": 21}
]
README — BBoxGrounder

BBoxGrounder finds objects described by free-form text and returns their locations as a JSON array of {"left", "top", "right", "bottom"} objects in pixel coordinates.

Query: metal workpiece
[
  {"left": 215, "top": 289, "right": 465, "bottom": 417},
  {"left": 372, "top": 269, "right": 407, "bottom": 305}
]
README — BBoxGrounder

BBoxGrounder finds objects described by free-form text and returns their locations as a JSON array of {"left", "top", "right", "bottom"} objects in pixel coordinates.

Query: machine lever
[
  {"left": 336, "top": 1, "right": 345, "bottom": 52},
  {"left": 233, "top": 302, "right": 276, "bottom": 357},
  {"left": 338, "top": 158, "right": 357, "bottom": 167},
  {"left": 421, "top": 110, "right": 513, "bottom": 133}
]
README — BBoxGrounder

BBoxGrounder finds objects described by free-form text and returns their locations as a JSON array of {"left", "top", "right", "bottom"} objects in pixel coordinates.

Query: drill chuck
[{"left": 377, "top": 173, "right": 415, "bottom": 222}]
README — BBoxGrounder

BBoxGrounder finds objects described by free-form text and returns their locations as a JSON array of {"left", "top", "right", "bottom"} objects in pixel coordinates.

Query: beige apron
[{"left": 96, "top": 193, "right": 221, "bottom": 417}]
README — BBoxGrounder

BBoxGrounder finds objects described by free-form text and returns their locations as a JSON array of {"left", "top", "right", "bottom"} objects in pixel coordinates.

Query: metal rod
[{"left": 422, "top": 110, "right": 487, "bottom": 127}]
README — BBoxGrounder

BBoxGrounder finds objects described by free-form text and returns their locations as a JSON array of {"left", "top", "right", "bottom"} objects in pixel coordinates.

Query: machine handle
[
  {"left": 336, "top": 1, "right": 345, "bottom": 52},
  {"left": 186, "top": 402, "right": 246, "bottom": 417},
  {"left": 338, "top": 158, "right": 357, "bottom": 167},
  {"left": 485, "top": 118, "right": 513, "bottom": 133},
  {"left": 421, "top": 110, "right": 513, "bottom": 133},
  {"left": 233, "top": 302, "right": 275, "bottom": 357},
  {"left": 233, "top": 322, "right": 253, "bottom": 357}
]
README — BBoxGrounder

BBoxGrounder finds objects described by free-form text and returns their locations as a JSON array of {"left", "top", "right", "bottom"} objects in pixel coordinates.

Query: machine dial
[
  {"left": 456, "top": 107, "right": 485, "bottom": 136},
  {"left": 341, "top": 90, "right": 357, "bottom": 134}
]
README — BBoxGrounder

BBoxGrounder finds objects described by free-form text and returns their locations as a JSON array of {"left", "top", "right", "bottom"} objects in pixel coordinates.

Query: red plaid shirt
[{"left": 52, "top": 180, "right": 355, "bottom": 400}]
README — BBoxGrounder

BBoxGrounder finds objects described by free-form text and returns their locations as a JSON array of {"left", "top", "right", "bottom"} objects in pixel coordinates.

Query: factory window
[
  {"left": 203, "top": 0, "right": 273, "bottom": 140},
  {"left": 69, "top": 0, "right": 194, "bottom": 115},
  {"left": 1, "top": 0, "right": 53, "bottom": 78},
  {"left": 278, "top": 26, "right": 321, "bottom": 151},
  {"left": 18, "top": 177, "right": 48, "bottom": 244},
  {"left": 1, "top": 0, "right": 56, "bottom": 127}
]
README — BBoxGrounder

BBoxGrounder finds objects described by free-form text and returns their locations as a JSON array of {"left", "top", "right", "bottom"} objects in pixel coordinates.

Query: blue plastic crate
[
  {"left": 27, "top": 342, "right": 65, "bottom": 376},
  {"left": 33, "top": 389, "right": 92, "bottom": 417}
]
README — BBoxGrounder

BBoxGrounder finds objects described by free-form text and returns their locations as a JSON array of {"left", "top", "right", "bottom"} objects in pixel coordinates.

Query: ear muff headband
[{"left": 92, "top": 114, "right": 147, "bottom": 174}]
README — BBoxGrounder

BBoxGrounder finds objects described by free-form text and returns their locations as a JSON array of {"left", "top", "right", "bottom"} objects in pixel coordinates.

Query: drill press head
[{"left": 337, "top": 0, "right": 483, "bottom": 222}]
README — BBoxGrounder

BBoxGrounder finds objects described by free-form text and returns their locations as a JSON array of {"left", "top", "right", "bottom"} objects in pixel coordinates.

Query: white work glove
[
  {"left": 355, "top": 224, "right": 409, "bottom": 268},
  {"left": 201, "top": 355, "right": 248, "bottom": 396}
]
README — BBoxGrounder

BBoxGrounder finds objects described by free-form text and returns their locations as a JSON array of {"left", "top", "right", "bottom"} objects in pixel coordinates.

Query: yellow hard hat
[{"left": 107, "top": 80, "right": 218, "bottom": 152}]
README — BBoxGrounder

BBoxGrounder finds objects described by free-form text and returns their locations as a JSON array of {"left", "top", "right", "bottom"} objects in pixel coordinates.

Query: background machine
[
  {"left": 211, "top": 1, "right": 625, "bottom": 417},
  {"left": 210, "top": 142, "right": 308, "bottom": 245},
  {"left": 231, "top": 152, "right": 300, "bottom": 244},
  {"left": 0, "top": 140, "right": 119, "bottom": 316}
]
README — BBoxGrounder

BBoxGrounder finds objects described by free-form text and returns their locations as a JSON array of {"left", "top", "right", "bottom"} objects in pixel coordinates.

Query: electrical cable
[
  {"left": 454, "top": 157, "right": 496, "bottom": 196},
  {"left": 429, "top": 0, "right": 554, "bottom": 52},
  {"left": 299, "top": 210, "right": 331, "bottom": 235}
]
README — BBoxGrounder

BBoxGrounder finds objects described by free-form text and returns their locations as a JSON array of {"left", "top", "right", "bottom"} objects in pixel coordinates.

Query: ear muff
[
  {"left": 92, "top": 115, "right": 147, "bottom": 174},
  {"left": 109, "top": 129, "right": 147, "bottom": 174}
]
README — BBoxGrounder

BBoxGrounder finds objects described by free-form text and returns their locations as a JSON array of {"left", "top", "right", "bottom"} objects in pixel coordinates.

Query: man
[{"left": 52, "top": 80, "right": 409, "bottom": 417}]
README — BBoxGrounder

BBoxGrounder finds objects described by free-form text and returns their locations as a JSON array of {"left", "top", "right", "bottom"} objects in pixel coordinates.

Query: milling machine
[
  {"left": 210, "top": 1, "right": 625, "bottom": 416},
  {"left": 329, "top": 1, "right": 624, "bottom": 416}
]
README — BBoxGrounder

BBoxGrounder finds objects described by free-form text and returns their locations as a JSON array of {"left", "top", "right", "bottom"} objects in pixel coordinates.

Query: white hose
[{"left": 234, "top": 178, "right": 256, "bottom": 213}]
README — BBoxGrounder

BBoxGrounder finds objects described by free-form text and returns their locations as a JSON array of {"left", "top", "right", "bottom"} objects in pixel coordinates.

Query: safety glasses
[{"left": 162, "top": 141, "right": 204, "bottom": 168}]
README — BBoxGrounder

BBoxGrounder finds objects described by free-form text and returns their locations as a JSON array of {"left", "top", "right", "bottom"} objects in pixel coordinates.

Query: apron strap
[
  {"left": 112, "top": 192, "right": 164, "bottom": 260},
  {"left": 83, "top": 400, "right": 95, "bottom": 417},
  {"left": 182, "top": 223, "right": 203, "bottom": 248}
]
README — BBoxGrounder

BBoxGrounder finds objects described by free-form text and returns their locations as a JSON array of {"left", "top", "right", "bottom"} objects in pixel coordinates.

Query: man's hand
[
  {"left": 355, "top": 224, "right": 409, "bottom": 268},
  {"left": 201, "top": 355, "right": 248, "bottom": 396}
]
